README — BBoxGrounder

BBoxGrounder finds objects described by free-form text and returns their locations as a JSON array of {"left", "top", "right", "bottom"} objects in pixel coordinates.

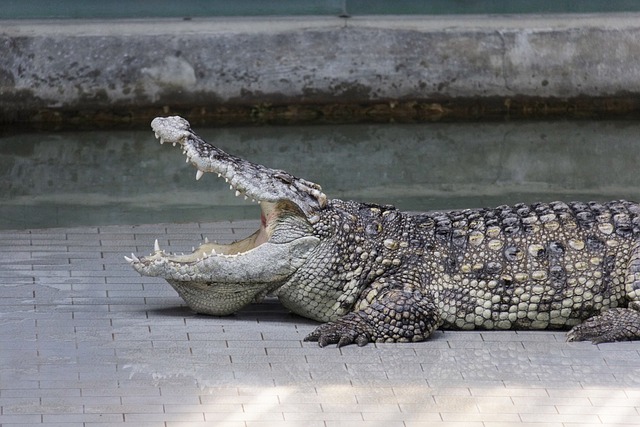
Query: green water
[
  {"left": 1, "top": 121, "right": 639, "bottom": 230},
  {"left": 3, "top": 0, "right": 640, "bottom": 19}
]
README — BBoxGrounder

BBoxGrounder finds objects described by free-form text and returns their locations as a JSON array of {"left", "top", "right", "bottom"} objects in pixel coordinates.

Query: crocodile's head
[{"left": 127, "top": 116, "right": 326, "bottom": 315}]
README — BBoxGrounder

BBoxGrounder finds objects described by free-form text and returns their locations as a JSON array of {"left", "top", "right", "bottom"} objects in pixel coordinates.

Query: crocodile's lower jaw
[
  {"left": 127, "top": 200, "right": 280, "bottom": 269},
  {"left": 127, "top": 193, "right": 320, "bottom": 318},
  {"left": 166, "top": 279, "right": 276, "bottom": 316}
]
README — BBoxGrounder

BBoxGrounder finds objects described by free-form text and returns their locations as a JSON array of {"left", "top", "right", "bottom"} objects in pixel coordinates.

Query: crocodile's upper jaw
[{"left": 150, "top": 116, "right": 327, "bottom": 217}]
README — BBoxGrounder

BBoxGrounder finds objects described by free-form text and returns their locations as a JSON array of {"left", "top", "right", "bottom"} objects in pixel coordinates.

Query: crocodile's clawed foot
[
  {"left": 567, "top": 308, "right": 640, "bottom": 344},
  {"left": 304, "top": 314, "right": 372, "bottom": 348}
]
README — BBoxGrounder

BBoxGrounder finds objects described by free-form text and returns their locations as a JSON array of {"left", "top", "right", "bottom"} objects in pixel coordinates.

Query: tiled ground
[{"left": 1, "top": 220, "right": 640, "bottom": 426}]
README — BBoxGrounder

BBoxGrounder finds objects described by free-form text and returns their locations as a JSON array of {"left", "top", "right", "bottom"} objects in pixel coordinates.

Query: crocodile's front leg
[{"left": 304, "top": 286, "right": 441, "bottom": 347}]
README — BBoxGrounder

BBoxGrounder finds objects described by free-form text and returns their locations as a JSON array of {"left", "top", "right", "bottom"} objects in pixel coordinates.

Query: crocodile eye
[{"left": 382, "top": 210, "right": 399, "bottom": 222}]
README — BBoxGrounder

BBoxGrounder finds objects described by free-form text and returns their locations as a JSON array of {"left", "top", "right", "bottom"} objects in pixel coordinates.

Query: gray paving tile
[
  {"left": 3, "top": 223, "right": 640, "bottom": 426},
  {"left": 0, "top": 414, "right": 46, "bottom": 424}
]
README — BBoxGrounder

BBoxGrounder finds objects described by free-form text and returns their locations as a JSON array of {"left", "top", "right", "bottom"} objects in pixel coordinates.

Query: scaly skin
[{"left": 127, "top": 116, "right": 640, "bottom": 347}]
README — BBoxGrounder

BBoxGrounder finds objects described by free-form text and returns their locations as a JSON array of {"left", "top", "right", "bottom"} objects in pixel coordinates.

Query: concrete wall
[{"left": 2, "top": 14, "right": 640, "bottom": 126}]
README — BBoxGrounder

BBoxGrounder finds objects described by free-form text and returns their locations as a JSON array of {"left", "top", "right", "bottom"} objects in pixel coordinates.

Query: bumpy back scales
[{"left": 413, "top": 200, "right": 640, "bottom": 330}]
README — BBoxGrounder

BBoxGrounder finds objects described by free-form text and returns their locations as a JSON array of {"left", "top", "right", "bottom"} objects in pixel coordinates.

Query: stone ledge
[{"left": 2, "top": 14, "right": 640, "bottom": 126}]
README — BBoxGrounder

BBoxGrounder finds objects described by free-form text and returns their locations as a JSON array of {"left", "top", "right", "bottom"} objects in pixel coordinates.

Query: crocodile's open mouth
[
  {"left": 125, "top": 116, "right": 324, "bottom": 315},
  {"left": 126, "top": 116, "right": 321, "bottom": 268},
  {"left": 172, "top": 200, "right": 277, "bottom": 260},
  {"left": 125, "top": 199, "right": 280, "bottom": 265},
  {"left": 126, "top": 148, "right": 293, "bottom": 267},
  {"left": 126, "top": 115, "right": 323, "bottom": 290}
]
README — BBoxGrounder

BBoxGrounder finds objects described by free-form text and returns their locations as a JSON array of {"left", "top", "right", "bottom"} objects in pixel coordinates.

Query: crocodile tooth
[
  {"left": 217, "top": 173, "right": 221, "bottom": 178},
  {"left": 204, "top": 237, "right": 209, "bottom": 243},
  {"left": 235, "top": 190, "right": 241, "bottom": 197},
  {"left": 221, "top": 253, "right": 237, "bottom": 258},
  {"left": 196, "top": 170, "right": 204, "bottom": 181},
  {"left": 211, "top": 248, "right": 216, "bottom": 254},
  {"left": 172, "top": 142, "right": 177, "bottom": 147},
  {"left": 130, "top": 253, "right": 140, "bottom": 262},
  {"left": 124, "top": 255, "right": 133, "bottom": 263},
  {"left": 154, "top": 239, "right": 161, "bottom": 252}
]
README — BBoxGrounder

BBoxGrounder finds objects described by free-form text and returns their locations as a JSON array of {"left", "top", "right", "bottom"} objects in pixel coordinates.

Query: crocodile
[{"left": 127, "top": 116, "right": 640, "bottom": 347}]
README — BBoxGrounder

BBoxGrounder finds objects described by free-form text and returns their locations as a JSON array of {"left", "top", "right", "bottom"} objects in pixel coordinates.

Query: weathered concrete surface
[
  {"left": 4, "top": 222, "right": 640, "bottom": 426},
  {"left": 2, "top": 14, "right": 640, "bottom": 125}
]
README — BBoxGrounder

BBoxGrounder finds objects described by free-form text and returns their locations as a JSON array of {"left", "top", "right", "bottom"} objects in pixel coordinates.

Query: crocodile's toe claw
[
  {"left": 304, "top": 316, "right": 371, "bottom": 348},
  {"left": 566, "top": 322, "right": 599, "bottom": 343}
]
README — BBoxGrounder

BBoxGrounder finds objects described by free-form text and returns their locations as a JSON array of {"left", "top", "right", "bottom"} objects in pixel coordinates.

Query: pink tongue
[{"left": 254, "top": 212, "right": 269, "bottom": 246}]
